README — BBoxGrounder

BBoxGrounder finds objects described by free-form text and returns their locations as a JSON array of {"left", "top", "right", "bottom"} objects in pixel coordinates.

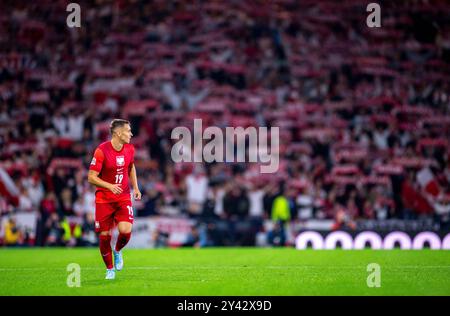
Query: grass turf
[{"left": 0, "top": 248, "right": 449, "bottom": 296}]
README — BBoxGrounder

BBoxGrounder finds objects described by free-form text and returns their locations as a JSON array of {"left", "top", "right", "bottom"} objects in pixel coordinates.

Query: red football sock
[
  {"left": 99, "top": 234, "right": 113, "bottom": 270},
  {"left": 115, "top": 232, "right": 131, "bottom": 252}
]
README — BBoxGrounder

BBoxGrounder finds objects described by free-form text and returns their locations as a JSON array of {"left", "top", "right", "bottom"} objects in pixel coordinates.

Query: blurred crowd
[{"left": 1, "top": 0, "right": 450, "bottom": 247}]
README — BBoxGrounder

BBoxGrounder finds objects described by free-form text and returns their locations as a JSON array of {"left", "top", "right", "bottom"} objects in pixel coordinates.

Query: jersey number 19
[{"left": 115, "top": 174, "right": 124, "bottom": 184}]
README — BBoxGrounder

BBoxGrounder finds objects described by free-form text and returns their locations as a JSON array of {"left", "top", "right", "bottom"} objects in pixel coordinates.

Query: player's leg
[
  {"left": 95, "top": 203, "right": 115, "bottom": 279},
  {"left": 113, "top": 222, "right": 132, "bottom": 271},
  {"left": 113, "top": 200, "right": 134, "bottom": 271},
  {"left": 99, "top": 230, "right": 115, "bottom": 279},
  {"left": 116, "top": 221, "right": 132, "bottom": 251}
]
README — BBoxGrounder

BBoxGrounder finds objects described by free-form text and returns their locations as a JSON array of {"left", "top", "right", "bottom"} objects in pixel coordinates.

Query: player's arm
[
  {"left": 88, "top": 170, "right": 123, "bottom": 194},
  {"left": 88, "top": 148, "right": 122, "bottom": 194},
  {"left": 129, "top": 163, "right": 142, "bottom": 200}
]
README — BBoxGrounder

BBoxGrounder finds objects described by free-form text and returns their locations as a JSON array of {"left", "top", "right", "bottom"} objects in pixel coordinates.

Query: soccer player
[{"left": 88, "top": 119, "right": 142, "bottom": 280}]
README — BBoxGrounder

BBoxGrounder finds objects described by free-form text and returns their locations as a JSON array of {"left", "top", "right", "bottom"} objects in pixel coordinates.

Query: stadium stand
[{"left": 0, "top": 0, "right": 449, "bottom": 247}]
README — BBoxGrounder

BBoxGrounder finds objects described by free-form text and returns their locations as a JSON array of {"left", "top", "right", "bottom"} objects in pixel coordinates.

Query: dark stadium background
[{"left": 0, "top": 0, "right": 449, "bottom": 249}]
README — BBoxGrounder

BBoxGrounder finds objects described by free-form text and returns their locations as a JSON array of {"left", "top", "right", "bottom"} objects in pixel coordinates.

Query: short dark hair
[{"left": 110, "top": 119, "right": 130, "bottom": 135}]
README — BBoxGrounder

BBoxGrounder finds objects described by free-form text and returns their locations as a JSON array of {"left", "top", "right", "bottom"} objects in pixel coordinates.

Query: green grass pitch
[{"left": 0, "top": 248, "right": 449, "bottom": 295}]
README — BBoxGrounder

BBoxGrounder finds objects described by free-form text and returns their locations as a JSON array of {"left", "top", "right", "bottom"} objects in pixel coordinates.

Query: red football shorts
[{"left": 95, "top": 200, "right": 134, "bottom": 233}]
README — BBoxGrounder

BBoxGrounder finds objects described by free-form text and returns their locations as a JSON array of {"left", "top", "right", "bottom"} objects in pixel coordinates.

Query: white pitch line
[{"left": 0, "top": 265, "right": 450, "bottom": 272}]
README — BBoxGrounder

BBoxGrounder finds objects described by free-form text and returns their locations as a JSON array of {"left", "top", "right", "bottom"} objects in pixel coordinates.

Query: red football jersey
[{"left": 89, "top": 141, "right": 135, "bottom": 203}]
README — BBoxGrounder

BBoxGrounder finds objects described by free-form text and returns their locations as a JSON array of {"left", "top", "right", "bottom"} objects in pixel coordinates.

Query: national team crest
[{"left": 116, "top": 156, "right": 125, "bottom": 166}]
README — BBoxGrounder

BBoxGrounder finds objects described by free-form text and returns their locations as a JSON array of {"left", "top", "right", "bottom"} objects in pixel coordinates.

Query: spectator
[
  {"left": 18, "top": 186, "right": 33, "bottom": 212},
  {"left": 200, "top": 221, "right": 224, "bottom": 247},
  {"left": 4, "top": 218, "right": 21, "bottom": 246},
  {"left": 151, "top": 228, "right": 169, "bottom": 248},
  {"left": 60, "top": 216, "right": 81, "bottom": 247},
  {"left": 433, "top": 193, "right": 450, "bottom": 228},
  {"left": 267, "top": 221, "right": 286, "bottom": 247},
  {"left": 248, "top": 182, "right": 264, "bottom": 218},
  {"left": 182, "top": 225, "right": 200, "bottom": 247},
  {"left": 138, "top": 184, "right": 161, "bottom": 217},
  {"left": 23, "top": 174, "right": 44, "bottom": 208},
  {"left": 59, "top": 188, "right": 74, "bottom": 216},
  {"left": 223, "top": 184, "right": 250, "bottom": 245},
  {"left": 185, "top": 165, "right": 208, "bottom": 218},
  {"left": 271, "top": 189, "right": 291, "bottom": 224},
  {"left": 40, "top": 192, "right": 57, "bottom": 218},
  {"left": 263, "top": 183, "right": 278, "bottom": 219},
  {"left": 44, "top": 213, "right": 63, "bottom": 246},
  {"left": 297, "top": 187, "right": 314, "bottom": 220},
  {"left": 223, "top": 184, "right": 250, "bottom": 219},
  {"left": 332, "top": 204, "right": 356, "bottom": 231},
  {"left": 80, "top": 213, "right": 97, "bottom": 246}
]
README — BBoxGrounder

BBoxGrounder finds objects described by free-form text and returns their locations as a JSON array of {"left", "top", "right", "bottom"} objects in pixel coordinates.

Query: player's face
[{"left": 117, "top": 124, "right": 133, "bottom": 144}]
